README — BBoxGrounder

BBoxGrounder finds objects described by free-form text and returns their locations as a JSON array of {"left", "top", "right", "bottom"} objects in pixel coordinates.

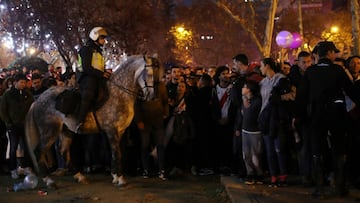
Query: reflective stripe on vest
[{"left": 77, "top": 54, "right": 83, "bottom": 72}]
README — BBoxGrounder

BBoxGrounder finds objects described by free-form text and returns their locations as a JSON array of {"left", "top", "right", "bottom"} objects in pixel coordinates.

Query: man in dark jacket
[
  {"left": 76, "top": 27, "right": 112, "bottom": 132},
  {"left": 0, "top": 73, "right": 34, "bottom": 179},
  {"left": 134, "top": 62, "right": 169, "bottom": 180},
  {"left": 295, "top": 41, "right": 360, "bottom": 198}
]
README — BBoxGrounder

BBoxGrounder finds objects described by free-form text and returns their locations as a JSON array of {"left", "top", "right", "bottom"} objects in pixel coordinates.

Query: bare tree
[
  {"left": 210, "top": 0, "right": 280, "bottom": 58},
  {"left": 2, "top": 0, "right": 174, "bottom": 67},
  {"left": 351, "top": 0, "right": 360, "bottom": 55}
]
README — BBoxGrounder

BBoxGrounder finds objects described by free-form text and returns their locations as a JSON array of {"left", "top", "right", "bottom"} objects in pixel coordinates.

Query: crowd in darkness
[{"left": 0, "top": 40, "right": 359, "bottom": 199}]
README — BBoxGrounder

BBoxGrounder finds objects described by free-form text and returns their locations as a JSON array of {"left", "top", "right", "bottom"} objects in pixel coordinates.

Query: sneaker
[
  {"left": 268, "top": 182, "right": 278, "bottom": 188},
  {"left": 143, "top": 170, "right": 149, "bottom": 179},
  {"left": 158, "top": 170, "right": 167, "bottom": 181},
  {"left": 11, "top": 170, "right": 19, "bottom": 179},
  {"left": 245, "top": 178, "right": 255, "bottom": 185},
  {"left": 268, "top": 176, "right": 278, "bottom": 188},
  {"left": 277, "top": 175, "right": 288, "bottom": 187},
  {"left": 255, "top": 176, "right": 264, "bottom": 185}
]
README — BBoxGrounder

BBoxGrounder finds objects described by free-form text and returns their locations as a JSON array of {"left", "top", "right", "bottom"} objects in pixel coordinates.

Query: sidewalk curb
[
  {"left": 220, "top": 176, "right": 253, "bottom": 203},
  {"left": 221, "top": 175, "right": 360, "bottom": 203}
]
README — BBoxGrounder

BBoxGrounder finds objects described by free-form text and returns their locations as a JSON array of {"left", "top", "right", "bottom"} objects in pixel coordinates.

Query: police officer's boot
[{"left": 76, "top": 100, "right": 92, "bottom": 134}]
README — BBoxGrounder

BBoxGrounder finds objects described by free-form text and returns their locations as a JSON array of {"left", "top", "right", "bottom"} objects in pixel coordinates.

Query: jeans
[
  {"left": 242, "top": 131, "right": 263, "bottom": 176},
  {"left": 297, "top": 124, "right": 312, "bottom": 179},
  {"left": 8, "top": 125, "right": 29, "bottom": 171},
  {"left": 263, "top": 135, "right": 287, "bottom": 176}
]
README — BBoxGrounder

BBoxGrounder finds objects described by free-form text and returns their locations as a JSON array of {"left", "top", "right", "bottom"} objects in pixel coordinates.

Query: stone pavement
[{"left": 221, "top": 175, "right": 360, "bottom": 203}]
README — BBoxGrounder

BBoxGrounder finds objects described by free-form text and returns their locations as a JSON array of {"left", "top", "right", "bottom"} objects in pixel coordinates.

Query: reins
[{"left": 109, "top": 56, "right": 155, "bottom": 100}]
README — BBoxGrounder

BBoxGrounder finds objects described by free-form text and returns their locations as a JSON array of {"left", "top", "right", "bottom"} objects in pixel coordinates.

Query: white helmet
[{"left": 89, "top": 27, "right": 108, "bottom": 41}]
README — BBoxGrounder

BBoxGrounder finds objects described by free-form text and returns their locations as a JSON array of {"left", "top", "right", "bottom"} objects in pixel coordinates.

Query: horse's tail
[{"left": 25, "top": 103, "right": 40, "bottom": 174}]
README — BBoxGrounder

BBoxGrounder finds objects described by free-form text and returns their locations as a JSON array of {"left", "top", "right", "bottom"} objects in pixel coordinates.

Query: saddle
[
  {"left": 55, "top": 88, "right": 81, "bottom": 115},
  {"left": 55, "top": 86, "right": 109, "bottom": 116}
]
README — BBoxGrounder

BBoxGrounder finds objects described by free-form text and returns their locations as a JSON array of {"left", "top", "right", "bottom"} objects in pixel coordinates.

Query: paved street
[
  {"left": 0, "top": 173, "right": 229, "bottom": 203},
  {"left": 221, "top": 176, "right": 360, "bottom": 203}
]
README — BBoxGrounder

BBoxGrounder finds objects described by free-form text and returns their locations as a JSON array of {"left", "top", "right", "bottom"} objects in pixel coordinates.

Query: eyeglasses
[{"left": 99, "top": 35, "right": 107, "bottom": 40}]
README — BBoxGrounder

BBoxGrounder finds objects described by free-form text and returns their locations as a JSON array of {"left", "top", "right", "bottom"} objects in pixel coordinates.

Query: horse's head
[
  {"left": 134, "top": 55, "right": 162, "bottom": 101},
  {"left": 110, "top": 55, "right": 162, "bottom": 101}
]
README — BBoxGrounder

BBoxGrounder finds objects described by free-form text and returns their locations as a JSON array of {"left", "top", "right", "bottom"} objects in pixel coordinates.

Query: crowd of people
[
  {"left": 134, "top": 40, "right": 360, "bottom": 198},
  {"left": 0, "top": 28, "right": 359, "bottom": 199}
]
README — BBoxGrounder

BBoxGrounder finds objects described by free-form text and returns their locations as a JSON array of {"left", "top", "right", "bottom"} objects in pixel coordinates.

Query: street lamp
[
  {"left": 170, "top": 25, "right": 193, "bottom": 65},
  {"left": 174, "top": 25, "right": 191, "bottom": 40},
  {"left": 322, "top": 26, "right": 340, "bottom": 41},
  {"left": 331, "top": 26, "right": 339, "bottom": 34},
  {"left": 176, "top": 26, "right": 185, "bottom": 34}
]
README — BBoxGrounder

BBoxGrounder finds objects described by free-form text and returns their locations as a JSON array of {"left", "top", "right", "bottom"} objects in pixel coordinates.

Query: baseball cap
[{"left": 314, "top": 41, "right": 340, "bottom": 56}]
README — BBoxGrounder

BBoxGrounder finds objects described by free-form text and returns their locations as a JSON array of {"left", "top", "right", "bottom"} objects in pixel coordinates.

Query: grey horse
[{"left": 25, "top": 55, "right": 159, "bottom": 187}]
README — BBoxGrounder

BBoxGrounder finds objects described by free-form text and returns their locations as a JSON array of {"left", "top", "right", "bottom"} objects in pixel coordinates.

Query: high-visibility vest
[
  {"left": 91, "top": 51, "right": 105, "bottom": 72},
  {"left": 77, "top": 50, "right": 105, "bottom": 72}
]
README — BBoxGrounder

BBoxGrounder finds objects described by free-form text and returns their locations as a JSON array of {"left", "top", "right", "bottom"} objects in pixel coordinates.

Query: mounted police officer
[
  {"left": 76, "top": 27, "right": 112, "bottom": 132},
  {"left": 295, "top": 41, "right": 360, "bottom": 198}
]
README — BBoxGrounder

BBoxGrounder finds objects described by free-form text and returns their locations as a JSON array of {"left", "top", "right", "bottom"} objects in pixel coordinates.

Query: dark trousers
[
  {"left": 263, "top": 135, "right": 287, "bottom": 177},
  {"left": 139, "top": 117, "right": 165, "bottom": 172},
  {"left": 310, "top": 103, "right": 348, "bottom": 193},
  {"left": 70, "top": 133, "right": 85, "bottom": 172},
  {"left": 297, "top": 123, "right": 312, "bottom": 179},
  {"left": 193, "top": 118, "right": 215, "bottom": 170},
  {"left": 0, "top": 120, "right": 7, "bottom": 173},
  {"left": 8, "top": 125, "right": 30, "bottom": 170},
  {"left": 166, "top": 140, "right": 193, "bottom": 171},
  {"left": 214, "top": 123, "right": 234, "bottom": 169},
  {"left": 346, "top": 116, "right": 360, "bottom": 187},
  {"left": 78, "top": 76, "right": 99, "bottom": 122}
]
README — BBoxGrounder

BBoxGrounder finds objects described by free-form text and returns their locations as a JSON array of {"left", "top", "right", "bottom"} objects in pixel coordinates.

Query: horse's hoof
[
  {"left": 117, "top": 182, "right": 128, "bottom": 187},
  {"left": 73, "top": 172, "right": 89, "bottom": 184},
  {"left": 111, "top": 174, "right": 127, "bottom": 186},
  {"left": 79, "top": 178, "right": 90, "bottom": 185},
  {"left": 43, "top": 177, "right": 58, "bottom": 190}
]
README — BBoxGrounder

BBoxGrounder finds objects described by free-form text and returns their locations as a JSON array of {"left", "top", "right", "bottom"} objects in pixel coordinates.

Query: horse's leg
[
  {"left": 59, "top": 134, "right": 72, "bottom": 168},
  {"left": 37, "top": 125, "right": 63, "bottom": 189},
  {"left": 50, "top": 129, "right": 72, "bottom": 177},
  {"left": 64, "top": 132, "right": 91, "bottom": 185},
  {"left": 108, "top": 131, "right": 126, "bottom": 186},
  {"left": 38, "top": 145, "right": 58, "bottom": 189}
]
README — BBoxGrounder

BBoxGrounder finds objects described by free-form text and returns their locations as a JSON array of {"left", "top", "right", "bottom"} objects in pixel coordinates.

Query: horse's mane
[{"left": 113, "top": 55, "right": 143, "bottom": 73}]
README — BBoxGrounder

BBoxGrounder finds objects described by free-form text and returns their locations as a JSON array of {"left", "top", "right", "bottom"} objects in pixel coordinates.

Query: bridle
[{"left": 111, "top": 56, "right": 155, "bottom": 101}]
